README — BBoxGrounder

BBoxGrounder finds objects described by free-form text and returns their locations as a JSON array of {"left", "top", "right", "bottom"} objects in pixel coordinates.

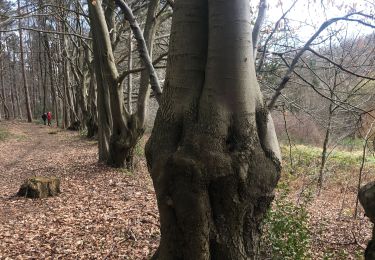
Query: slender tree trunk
[
  {"left": 10, "top": 83, "right": 16, "bottom": 119},
  {"left": 29, "top": 35, "right": 37, "bottom": 117},
  {"left": 18, "top": 0, "right": 33, "bottom": 122},
  {"left": 89, "top": 1, "right": 112, "bottom": 161},
  {"left": 16, "top": 84, "right": 22, "bottom": 119},
  {"left": 127, "top": 33, "right": 133, "bottom": 114},
  {"left": 318, "top": 75, "right": 338, "bottom": 193},
  {"left": 67, "top": 83, "right": 77, "bottom": 124},
  {"left": 54, "top": 88, "right": 59, "bottom": 127},
  {"left": 317, "top": 108, "right": 332, "bottom": 193},
  {"left": 63, "top": 68, "right": 68, "bottom": 128},
  {"left": 62, "top": 16, "right": 73, "bottom": 128},
  {"left": 44, "top": 35, "right": 59, "bottom": 127},
  {"left": 0, "top": 58, "right": 9, "bottom": 120},
  {"left": 87, "top": 68, "right": 98, "bottom": 138},
  {"left": 42, "top": 45, "right": 48, "bottom": 113},
  {"left": 136, "top": 0, "right": 160, "bottom": 125},
  {"left": 37, "top": 32, "right": 46, "bottom": 114},
  {"left": 9, "top": 52, "right": 17, "bottom": 118},
  {"left": 146, "top": 1, "right": 281, "bottom": 259}
]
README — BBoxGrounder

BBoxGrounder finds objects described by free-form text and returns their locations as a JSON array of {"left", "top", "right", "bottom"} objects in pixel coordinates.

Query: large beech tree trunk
[{"left": 145, "top": 0, "right": 281, "bottom": 259}]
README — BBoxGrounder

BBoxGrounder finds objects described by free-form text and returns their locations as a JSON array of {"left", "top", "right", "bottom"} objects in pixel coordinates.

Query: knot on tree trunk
[
  {"left": 17, "top": 176, "right": 61, "bottom": 199},
  {"left": 359, "top": 181, "right": 375, "bottom": 260}
]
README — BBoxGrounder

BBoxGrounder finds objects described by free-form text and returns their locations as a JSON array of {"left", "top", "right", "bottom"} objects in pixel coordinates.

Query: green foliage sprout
[{"left": 261, "top": 183, "right": 311, "bottom": 260}]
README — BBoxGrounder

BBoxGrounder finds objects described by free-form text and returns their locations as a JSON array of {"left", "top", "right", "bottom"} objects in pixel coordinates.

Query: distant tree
[{"left": 17, "top": 0, "right": 32, "bottom": 122}]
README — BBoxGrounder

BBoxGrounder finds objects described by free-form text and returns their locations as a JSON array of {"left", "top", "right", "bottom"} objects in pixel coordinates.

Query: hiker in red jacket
[{"left": 47, "top": 111, "right": 52, "bottom": 126}]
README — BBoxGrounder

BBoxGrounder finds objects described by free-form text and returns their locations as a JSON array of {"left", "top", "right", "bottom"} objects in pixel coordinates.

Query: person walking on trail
[
  {"left": 42, "top": 113, "right": 47, "bottom": 125},
  {"left": 47, "top": 111, "right": 52, "bottom": 126}
]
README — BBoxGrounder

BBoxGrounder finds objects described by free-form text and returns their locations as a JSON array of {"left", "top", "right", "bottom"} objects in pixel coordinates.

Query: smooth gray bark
[
  {"left": 127, "top": 33, "right": 133, "bottom": 114},
  {"left": 146, "top": 0, "right": 281, "bottom": 259},
  {"left": 136, "top": 0, "right": 160, "bottom": 126}
]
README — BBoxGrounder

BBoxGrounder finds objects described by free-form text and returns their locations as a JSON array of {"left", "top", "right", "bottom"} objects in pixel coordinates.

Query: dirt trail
[
  {"left": 0, "top": 121, "right": 373, "bottom": 259},
  {"left": 0, "top": 121, "right": 159, "bottom": 259}
]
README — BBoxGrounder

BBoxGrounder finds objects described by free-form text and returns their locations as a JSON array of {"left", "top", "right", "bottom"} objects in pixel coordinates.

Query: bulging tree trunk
[{"left": 146, "top": 0, "right": 281, "bottom": 259}]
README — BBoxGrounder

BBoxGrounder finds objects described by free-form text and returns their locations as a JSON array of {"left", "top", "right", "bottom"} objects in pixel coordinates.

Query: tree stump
[
  {"left": 18, "top": 176, "right": 60, "bottom": 199},
  {"left": 359, "top": 181, "right": 375, "bottom": 260}
]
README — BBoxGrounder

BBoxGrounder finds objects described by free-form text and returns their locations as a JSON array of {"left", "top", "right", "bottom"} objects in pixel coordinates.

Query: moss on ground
[{"left": 0, "top": 127, "right": 10, "bottom": 141}]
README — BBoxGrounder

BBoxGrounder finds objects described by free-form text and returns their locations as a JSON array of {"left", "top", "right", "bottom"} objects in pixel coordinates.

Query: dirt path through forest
[
  {"left": 0, "top": 121, "right": 373, "bottom": 259},
  {"left": 0, "top": 121, "right": 159, "bottom": 259}
]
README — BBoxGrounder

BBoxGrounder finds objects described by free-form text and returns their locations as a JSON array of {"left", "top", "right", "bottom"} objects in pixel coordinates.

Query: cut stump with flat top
[{"left": 18, "top": 176, "right": 60, "bottom": 199}]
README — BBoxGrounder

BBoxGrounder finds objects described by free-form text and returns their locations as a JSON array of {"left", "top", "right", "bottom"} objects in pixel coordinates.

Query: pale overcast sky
[{"left": 256, "top": 0, "right": 374, "bottom": 42}]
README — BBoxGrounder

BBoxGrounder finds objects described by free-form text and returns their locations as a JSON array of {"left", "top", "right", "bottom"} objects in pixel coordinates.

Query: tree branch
[
  {"left": 307, "top": 47, "right": 375, "bottom": 80},
  {"left": 0, "top": 27, "right": 91, "bottom": 40},
  {"left": 256, "top": 0, "right": 297, "bottom": 73},
  {"left": 267, "top": 12, "right": 370, "bottom": 110},
  {"left": 115, "top": 0, "right": 162, "bottom": 101}
]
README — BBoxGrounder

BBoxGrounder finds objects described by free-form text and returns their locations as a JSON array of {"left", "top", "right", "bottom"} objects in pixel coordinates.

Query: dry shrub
[{"left": 272, "top": 111, "right": 324, "bottom": 146}]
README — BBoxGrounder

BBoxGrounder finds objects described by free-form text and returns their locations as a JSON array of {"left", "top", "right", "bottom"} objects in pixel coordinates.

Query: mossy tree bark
[{"left": 146, "top": 0, "right": 281, "bottom": 259}]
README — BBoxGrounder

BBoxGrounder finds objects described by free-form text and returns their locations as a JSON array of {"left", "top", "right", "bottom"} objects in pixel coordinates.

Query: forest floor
[
  {"left": 0, "top": 121, "right": 373, "bottom": 259},
  {"left": 0, "top": 121, "right": 159, "bottom": 259}
]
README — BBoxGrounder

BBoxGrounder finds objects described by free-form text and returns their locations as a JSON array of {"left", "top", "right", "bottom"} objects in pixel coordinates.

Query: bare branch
[
  {"left": 0, "top": 27, "right": 91, "bottom": 40},
  {"left": 256, "top": 0, "right": 298, "bottom": 72},
  {"left": 307, "top": 47, "right": 375, "bottom": 81},
  {"left": 115, "top": 0, "right": 162, "bottom": 101},
  {"left": 267, "top": 12, "right": 372, "bottom": 110}
]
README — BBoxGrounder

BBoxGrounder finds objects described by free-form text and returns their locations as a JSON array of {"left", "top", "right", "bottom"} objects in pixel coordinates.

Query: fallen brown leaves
[
  {"left": 307, "top": 188, "right": 371, "bottom": 259},
  {"left": 0, "top": 121, "right": 159, "bottom": 259},
  {"left": 0, "top": 121, "right": 373, "bottom": 259}
]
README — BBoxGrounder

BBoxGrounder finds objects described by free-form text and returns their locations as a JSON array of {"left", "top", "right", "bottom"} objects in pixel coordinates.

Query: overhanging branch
[{"left": 115, "top": 0, "right": 162, "bottom": 102}]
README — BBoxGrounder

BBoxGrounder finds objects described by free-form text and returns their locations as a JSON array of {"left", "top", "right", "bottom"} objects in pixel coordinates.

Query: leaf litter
[
  {"left": 0, "top": 121, "right": 373, "bottom": 259},
  {"left": 0, "top": 121, "right": 159, "bottom": 259}
]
